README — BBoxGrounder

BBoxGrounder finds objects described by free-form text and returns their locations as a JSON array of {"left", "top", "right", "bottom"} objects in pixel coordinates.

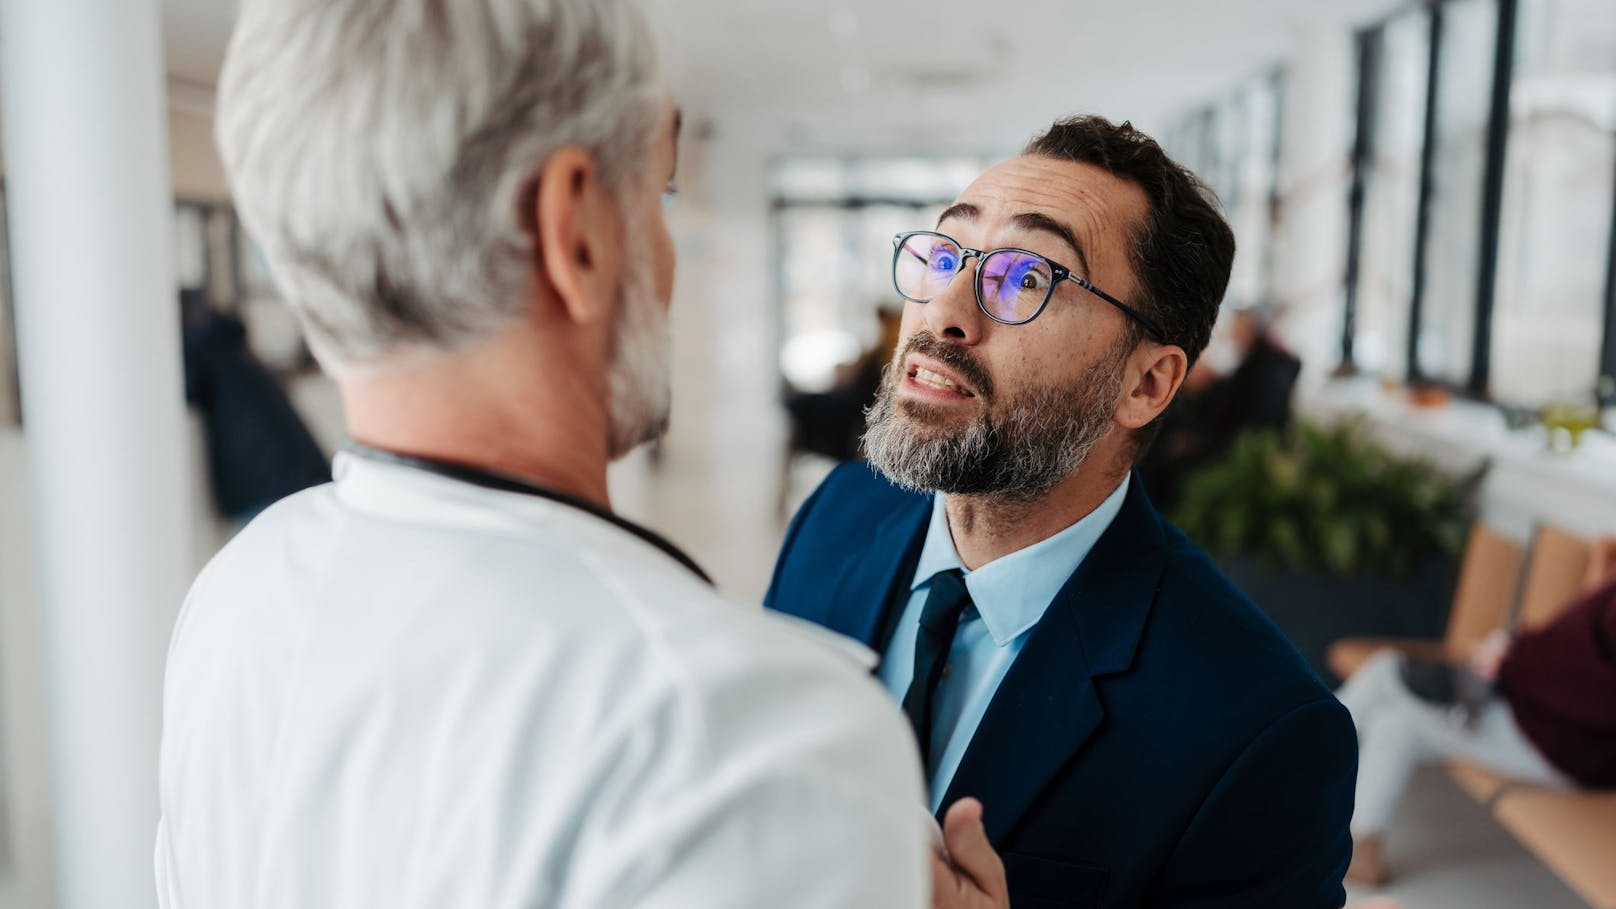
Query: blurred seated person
[
  {"left": 784, "top": 306, "right": 902, "bottom": 462},
  {"left": 1138, "top": 305, "right": 1300, "bottom": 512},
  {"left": 181, "top": 288, "right": 330, "bottom": 524},
  {"left": 1340, "top": 538, "right": 1616, "bottom": 886}
]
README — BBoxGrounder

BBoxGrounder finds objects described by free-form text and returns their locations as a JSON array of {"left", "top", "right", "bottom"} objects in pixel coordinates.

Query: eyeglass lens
[{"left": 894, "top": 233, "right": 1054, "bottom": 324}]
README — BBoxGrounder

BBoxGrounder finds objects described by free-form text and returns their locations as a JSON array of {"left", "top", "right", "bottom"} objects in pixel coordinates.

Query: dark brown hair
[
  {"left": 1023, "top": 115, "right": 1236, "bottom": 454},
  {"left": 1024, "top": 115, "right": 1234, "bottom": 365}
]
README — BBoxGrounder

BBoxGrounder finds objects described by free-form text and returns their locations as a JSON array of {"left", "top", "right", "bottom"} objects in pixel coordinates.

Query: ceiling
[{"left": 161, "top": 0, "right": 1408, "bottom": 155}]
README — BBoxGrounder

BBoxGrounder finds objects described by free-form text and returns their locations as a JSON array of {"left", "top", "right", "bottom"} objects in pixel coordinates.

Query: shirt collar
[
  {"left": 909, "top": 475, "right": 1131, "bottom": 647},
  {"left": 332, "top": 451, "right": 692, "bottom": 579}
]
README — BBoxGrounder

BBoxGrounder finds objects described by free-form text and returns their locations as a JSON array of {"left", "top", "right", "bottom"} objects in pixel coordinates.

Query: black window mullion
[
  {"left": 1343, "top": 27, "right": 1384, "bottom": 370},
  {"left": 1408, "top": 1, "right": 1445, "bottom": 384},
  {"left": 1468, "top": 0, "right": 1518, "bottom": 397}
]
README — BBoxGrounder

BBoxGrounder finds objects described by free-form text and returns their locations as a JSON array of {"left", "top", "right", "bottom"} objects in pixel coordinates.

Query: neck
[
  {"left": 943, "top": 455, "right": 1129, "bottom": 571},
  {"left": 340, "top": 326, "right": 613, "bottom": 510}
]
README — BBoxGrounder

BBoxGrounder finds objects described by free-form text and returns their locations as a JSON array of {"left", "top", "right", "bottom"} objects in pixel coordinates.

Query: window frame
[{"left": 1345, "top": 0, "right": 1616, "bottom": 409}]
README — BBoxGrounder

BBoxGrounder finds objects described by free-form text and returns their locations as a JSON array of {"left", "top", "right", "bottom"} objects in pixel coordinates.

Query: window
[
  {"left": 1489, "top": 0, "right": 1616, "bottom": 405},
  {"left": 1222, "top": 74, "right": 1284, "bottom": 312},
  {"left": 772, "top": 157, "right": 984, "bottom": 393},
  {"left": 1414, "top": 0, "right": 1501, "bottom": 386},
  {"left": 1353, "top": 11, "right": 1431, "bottom": 379},
  {"left": 1344, "top": 0, "right": 1616, "bottom": 407},
  {"left": 1161, "top": 70, "right": 1284, "bottom": 360}
]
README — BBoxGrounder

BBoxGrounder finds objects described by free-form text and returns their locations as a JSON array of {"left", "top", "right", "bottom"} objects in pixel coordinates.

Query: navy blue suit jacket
[{"left": 765, "top": 463, "right": 1357, "bottom": 909}]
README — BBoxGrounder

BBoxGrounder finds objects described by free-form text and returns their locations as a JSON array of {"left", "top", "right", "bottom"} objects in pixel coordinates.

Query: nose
[{"left": 920, "top": 256, "right": 986, "bottom": 345}]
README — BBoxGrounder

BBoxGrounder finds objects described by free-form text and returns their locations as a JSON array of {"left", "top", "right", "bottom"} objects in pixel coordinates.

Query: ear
[
  {"left": 531, "top": 146, "right": 624, "bottom": 326},
  {"left": 1115, "top": 342, "right": 1188, "bottom": 431}
]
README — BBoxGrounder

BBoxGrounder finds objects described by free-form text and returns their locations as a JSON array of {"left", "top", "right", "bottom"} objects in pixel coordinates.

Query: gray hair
[{"left": 216, "top": 0, "right": 663, "bottom": 369}]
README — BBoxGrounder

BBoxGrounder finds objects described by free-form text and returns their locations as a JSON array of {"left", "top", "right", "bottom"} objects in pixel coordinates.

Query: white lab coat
[{"left": 155, "top": 453, "right": 930, "bottom": 908}]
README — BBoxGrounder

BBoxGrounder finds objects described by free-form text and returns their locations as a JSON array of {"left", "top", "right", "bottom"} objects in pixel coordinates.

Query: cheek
[
  {"left": 990, "top": 332, "right": 1099, "bottom": 399},
  {"left": 897, "top": 306, "right": 926, "bottom": 345}
]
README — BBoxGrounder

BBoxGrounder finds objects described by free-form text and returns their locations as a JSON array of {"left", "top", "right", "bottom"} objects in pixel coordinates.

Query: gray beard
[
  {"left": 604, "top": 215, "right": 671, "bottom": 460},
  {"left": 862, "top": 336, "right": 1126, "bottom": 502}
]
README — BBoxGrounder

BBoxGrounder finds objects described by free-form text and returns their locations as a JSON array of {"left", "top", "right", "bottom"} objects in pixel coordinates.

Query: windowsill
[{"left": 1299, "top": 376, "right": 1616, "bottom": 538}]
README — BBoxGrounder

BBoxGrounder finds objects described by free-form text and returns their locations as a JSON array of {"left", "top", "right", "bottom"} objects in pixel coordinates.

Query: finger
[
  {"left": 928, "top": 849, "right": 959, "bottom": 908},
  {"left": 941, "top": 798, "right": 1007, "bottom": 897}
]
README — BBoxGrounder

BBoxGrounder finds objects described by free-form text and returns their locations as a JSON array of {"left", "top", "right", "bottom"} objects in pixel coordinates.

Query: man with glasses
[{"left": 768, "top": 116, "right": 1357, "bottom": 908}]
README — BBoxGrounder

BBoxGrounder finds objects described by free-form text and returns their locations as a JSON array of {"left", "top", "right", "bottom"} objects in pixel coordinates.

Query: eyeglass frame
[{"left": 890, "top": 230, "right": 1167, "bottom": 343}]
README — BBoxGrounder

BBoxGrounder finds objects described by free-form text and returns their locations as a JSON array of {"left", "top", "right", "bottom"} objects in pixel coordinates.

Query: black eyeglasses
[{"left": 891, "top": 230, "right": 1166, "bottom": 342}]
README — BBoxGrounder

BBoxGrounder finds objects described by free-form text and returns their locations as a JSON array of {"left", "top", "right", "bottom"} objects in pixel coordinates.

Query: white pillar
[{"left": 0, "top": 1, "right": 189, "bottom": 907}]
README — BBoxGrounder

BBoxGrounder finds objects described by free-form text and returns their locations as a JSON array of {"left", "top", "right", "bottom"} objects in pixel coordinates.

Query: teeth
[{"left": 914, "top": 367, "right": 963, "bottom": 393}]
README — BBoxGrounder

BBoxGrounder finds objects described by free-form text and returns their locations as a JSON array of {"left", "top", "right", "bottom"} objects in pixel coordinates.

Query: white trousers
[{"left": 1336, "top": 650, "right": 1569, "bottom": 836}]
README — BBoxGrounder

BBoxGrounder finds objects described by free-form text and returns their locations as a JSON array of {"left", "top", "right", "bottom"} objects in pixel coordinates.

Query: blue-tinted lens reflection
[
  {"left": 979, "top": 250, "right": 1052, "bottom": 322},
  {"left": 895, "top": 233, "right": 963, "bottom": 301}
]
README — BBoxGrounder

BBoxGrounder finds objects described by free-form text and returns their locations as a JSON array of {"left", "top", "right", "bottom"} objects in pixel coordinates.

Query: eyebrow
[
  {"left": 936, "top": 203, "right": 1090, "bottom": 275},
  {"left": 936, "top": 201, "right": 979, "bottom": 226}
]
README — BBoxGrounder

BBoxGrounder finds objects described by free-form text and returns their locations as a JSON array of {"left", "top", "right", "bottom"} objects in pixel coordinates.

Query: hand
[
  {"left": 1584, "top": 538, "right": 1616, "bottom": 593},
  {"left": 1466, "top": 629, "right": 1511, "bottom": 681},
  {"left": 929, "top": 798, "right": 1009, "bottom": 909}
]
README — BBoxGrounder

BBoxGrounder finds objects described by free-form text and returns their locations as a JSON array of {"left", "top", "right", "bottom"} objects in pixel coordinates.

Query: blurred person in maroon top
[
  {"left": 1498, "top": 567, "right": 1616, "bottom": 789},
  {"left": 1339, "top": 539, "right": 1616, "bottom": 887}
]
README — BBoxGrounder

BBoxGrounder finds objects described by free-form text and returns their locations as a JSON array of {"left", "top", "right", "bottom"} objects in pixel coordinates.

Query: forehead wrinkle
[
  {"left": 1006, "top": 211, "right": 1088, "bottom": 276},
  {"left": 961, "top": 168, "right": 1140, "bottom": 300}
]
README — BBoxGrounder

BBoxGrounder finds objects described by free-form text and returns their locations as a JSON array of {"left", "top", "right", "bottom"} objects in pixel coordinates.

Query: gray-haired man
[{"left": 155, "top": 2, "right": 940, "bottom": 905}]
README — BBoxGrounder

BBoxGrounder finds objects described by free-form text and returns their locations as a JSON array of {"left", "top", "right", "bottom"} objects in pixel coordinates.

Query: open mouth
[{"left": 906, "top": 362, "right": 976, "bottom": 398}]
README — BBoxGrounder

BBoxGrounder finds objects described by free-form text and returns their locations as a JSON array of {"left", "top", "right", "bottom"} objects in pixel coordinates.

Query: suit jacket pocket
[{"left": 1002, "top": 851, "right": 1110, "bottom": 909}]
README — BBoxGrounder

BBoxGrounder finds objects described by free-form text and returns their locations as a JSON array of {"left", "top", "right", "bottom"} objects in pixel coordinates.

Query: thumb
[{"left": 941, "top": 798, "right": 1006, "bottom": 897}]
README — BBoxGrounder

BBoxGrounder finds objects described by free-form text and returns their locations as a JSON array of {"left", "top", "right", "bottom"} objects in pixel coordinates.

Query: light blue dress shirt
[{"left": 879, "top": 475, "right": 1130, "bottom": 811}]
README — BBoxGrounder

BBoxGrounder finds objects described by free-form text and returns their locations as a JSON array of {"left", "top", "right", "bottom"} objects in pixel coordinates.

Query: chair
[
  {"left": 1330, "top": 521, "right": 1612, "bottom": 901},
  {"left": 1429, "top": 525, "right": 1593, "bottom": 819},
  {"left": 1513, "top": 524, "right": 1593, "bottom": 632},
  {"left": 1324, "top": 524, "right": 1523, "bottom": 680},
  {"left": 1492, "top": 788, "right": 1616, "bottom": 909}
]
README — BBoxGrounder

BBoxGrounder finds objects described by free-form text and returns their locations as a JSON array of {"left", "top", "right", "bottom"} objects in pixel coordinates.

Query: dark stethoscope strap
[{"left": 345, "top": 443, "right": 713, "bottom": 586}]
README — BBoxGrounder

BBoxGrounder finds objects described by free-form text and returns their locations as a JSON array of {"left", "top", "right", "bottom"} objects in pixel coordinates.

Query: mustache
[{"left": 900, "top": 331, "right": 994, "bottom": 399}]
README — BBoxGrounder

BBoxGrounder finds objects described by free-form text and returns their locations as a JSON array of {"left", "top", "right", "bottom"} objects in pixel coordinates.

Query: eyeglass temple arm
[{"left": 1068, "top": 275, "right": 1167, "bottom": 342}]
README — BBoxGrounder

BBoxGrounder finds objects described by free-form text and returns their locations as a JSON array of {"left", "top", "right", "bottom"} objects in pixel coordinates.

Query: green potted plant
[{"left": 1173, "top": 420, "right": 1485, "bottom": 683}]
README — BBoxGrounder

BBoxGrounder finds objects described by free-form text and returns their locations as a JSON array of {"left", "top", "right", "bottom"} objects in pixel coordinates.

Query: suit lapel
[
  {"left": 822, "top": 494, "right": 931, "bottom": 648},
  {"left": 937, "top": 477, "right": 1170, "bottom": 844}
]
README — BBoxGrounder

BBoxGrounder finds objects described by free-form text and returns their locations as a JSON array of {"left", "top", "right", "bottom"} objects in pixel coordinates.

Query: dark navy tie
[{"left": 901, "top": 569, "right": 973, "bottom": 770}]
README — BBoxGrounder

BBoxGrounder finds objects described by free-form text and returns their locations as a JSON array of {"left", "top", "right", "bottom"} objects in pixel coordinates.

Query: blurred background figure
[
  {"left": 1138, "top": 305, "right": 1302, "bottom": 512},
  {"left": 1, "top": 0, "right": 1615, "bottom": 907},
  {"left": 1341, "top": 539, "right": 1616, "bottom": 887},
  {"left": 780, "top": 305, "right": 900, "bottom": 511},
  {"left": 179, "top": 288, "right": 328, "bottom": 526}
]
